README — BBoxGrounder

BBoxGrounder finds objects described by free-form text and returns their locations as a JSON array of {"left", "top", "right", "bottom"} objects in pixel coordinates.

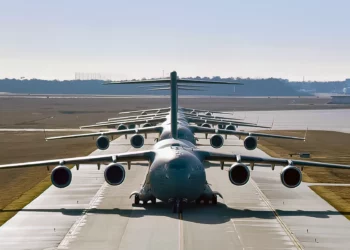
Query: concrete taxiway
[
  {"left": 233, "top": 109, "right": 350, "bottom": 133},
  {"left": 0, "top": 134, "right": 350, "bottom": 249}
]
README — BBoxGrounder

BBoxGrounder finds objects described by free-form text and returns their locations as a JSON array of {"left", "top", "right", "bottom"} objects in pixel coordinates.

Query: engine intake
[
  {"left": 117, "top": 124, "right": 127, "bottom": 130},
  {"left": 244, "top": 136, "right": 257, "bottom": 150},
  {"left": 104, "top": 163, "right": 126, "bottom": 186},
  {"left": 141, "top": 123, "right": 152, "bottom": 128},
  {"left": 96, "top": 135, "right": 110, "bottom": 150},
  {"left": 280, "top": 165, "right": 302, "bottom": 188},
  {"left": 130, "top": 134, "right": 144, "bottom": 148},
  {"left": 226, "top": 125, "right": 236, "bottom": 131},
  {"left": 201, "top": 123, "right": 211, "bottom": 128},
  {"left": 205, "top": 112, "right": 213, "bottom": 116},
  {"left": 51, "top": 165, "right": 72, "bottom": 188},
  {"left": 210, "top": 134, "right": 224, "bottom": 148},
  {"left": 228, "top": 163, "right": 250, "bottom": 186}
]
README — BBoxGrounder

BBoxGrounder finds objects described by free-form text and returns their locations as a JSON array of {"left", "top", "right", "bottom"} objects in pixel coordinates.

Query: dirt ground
[
  {"left": 1, "top": 96, "right": 348, "bottom": 129},
  {"left": 257, "top": 130, "right": 350, "bottom": 219},
  {"left": 0, "top": 132, "right": 97, "bottom": 211}
]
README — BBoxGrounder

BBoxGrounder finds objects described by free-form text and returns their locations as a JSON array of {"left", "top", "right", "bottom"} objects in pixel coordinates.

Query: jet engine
[
  {"left": 201, "top": 123, "right": 211, "bottom": 128},
  {"left": 205, "top": 112, "right": 213, "bottom": 116},
  {"left": 228, "top": 163, "right": 250, "bottom": 186},
  {"left": 141, "top": 123, "right": 152, "bottom": 128},
  {"left": 210, "top": 134, "right": 224, "bottom": 148},
  {"left": 96, "top": 135, "right": 110, "bottom": 150},
  {"left": 117, "top": 124, "right": 127, "bottom": 130},
  {"left": 190, "top": 110, "right": 197, "bottom": 115},
  {"left": 225, "top": 125, "right": 236, "bottom": 131},
  {"left": 51, "top": 165, "right": 72, "bottom": 188},
  {"left": 104, "top": 163, "right": 126, "bottom": 186},
  {"left": 130, "top": 134, "right": 144, "bottom": 148},
  {"left": 280, "top": 165, "right": 302, "bottom": 188},
  {"left": 243, "top": 136, "right": 257, "bottom": 150}
]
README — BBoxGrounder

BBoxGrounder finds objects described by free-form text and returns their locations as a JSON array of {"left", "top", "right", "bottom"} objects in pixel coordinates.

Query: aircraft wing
[
  {"left": 119, "top": 107, "right": 170, "bottom": 115},
  {"left": 190, "top": 126, "right": 305, "bottom": 141},
  {"left": 46, "top": 126, "right": 163, "bottom": 141},
  {"left": 0, "top": 150, "right": 154, "bottom": 170},
  {"left": 80, "top": 117, "right": 167, "bottom": 129},
  {"left": 187, "top": 117, "right": 270, "bottom": 128},
  {"left": 196, "top": 150, "right": 350, "bottom": 170}
]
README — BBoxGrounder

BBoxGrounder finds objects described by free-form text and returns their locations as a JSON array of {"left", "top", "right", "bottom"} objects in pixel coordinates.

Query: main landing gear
[
  {"left": 130, "top": 192, "right": 156, "bottom": 205},
  {"left": 195, "top": 193, "right": 221, "bottom": 205}
]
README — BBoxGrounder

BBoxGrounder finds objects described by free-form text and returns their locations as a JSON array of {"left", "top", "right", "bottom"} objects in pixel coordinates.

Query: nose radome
[{"left": 167, "top": 158, "right": 190, "bottom": 170}]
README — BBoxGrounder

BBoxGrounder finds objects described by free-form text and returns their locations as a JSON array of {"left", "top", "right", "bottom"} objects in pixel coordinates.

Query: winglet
[
  {"left": 270, "top": 117, "right": 275, "bottom": 131},
  {"left": 304, "top": 127, "right": 308, "bottom": 141},
  {"left": 43, "top": 128, "right": 48, "bottom": 141}
]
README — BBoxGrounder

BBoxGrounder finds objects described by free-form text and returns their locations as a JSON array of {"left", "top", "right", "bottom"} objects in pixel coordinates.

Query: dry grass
[
  {"left": 257, "top": 130, "right": 350, "bottom": 183},
  {"left": 0, "top": 132, "right": 98, "bottom": 225},
  {"left": 0, "top": 96, "right": 340, "bottom": 128},
  {"left": 258, "top": 130, "right": 350, "bottom": 220}
]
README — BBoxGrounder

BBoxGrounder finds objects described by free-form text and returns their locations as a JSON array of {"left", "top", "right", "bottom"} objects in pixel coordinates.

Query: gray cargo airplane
[
  {"left": 45, "top": 108, "right": 304, "bottom": 152},
  {"left": 1, "top": 71, "right": 348, "bottom": 213}
]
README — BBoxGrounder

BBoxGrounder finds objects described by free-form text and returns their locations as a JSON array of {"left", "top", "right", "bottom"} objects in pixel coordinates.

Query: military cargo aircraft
[{"left": 0, "top": 71, "right": 348, "bottom": 213}]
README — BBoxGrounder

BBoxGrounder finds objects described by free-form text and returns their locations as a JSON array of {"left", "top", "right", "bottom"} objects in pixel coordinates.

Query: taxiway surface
[{"left": 1, "top": 134, "right": 350, "bottom": 249}]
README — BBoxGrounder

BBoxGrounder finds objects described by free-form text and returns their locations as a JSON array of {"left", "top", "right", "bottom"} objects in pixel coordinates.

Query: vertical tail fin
[{"left": 170, "top": 71, "right": 178, "bottom": 139}]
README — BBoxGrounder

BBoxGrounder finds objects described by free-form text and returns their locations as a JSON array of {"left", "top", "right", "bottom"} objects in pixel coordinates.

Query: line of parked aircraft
[{"left": 1, "top": 71, "right": 349, "bottom": 213}]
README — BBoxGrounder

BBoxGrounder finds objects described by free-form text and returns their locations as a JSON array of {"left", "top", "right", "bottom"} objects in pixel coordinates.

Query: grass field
[
  {"left": 257, "top": 130, "right": 350, "bottom": 219},
  {"left": 0, "top": 131, "right": 98, "bottom": 225},
  {"left": 0, "top": 96, "right": 342, "bottom": 128}
]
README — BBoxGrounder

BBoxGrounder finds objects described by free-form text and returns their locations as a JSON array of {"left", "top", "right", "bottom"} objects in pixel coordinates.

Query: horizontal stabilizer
[{"left": 147, "top": 87, "right": 206, "bottom": 91}]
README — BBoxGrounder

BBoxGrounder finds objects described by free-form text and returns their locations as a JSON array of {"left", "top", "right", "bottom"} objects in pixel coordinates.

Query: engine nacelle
[
  {"left": 228, "top": 163, "right": 250, "bottom": 186},
  {"left": 104, "top": 163, "right": 126, "bottom": 186},
  {"left": 226, "top": 125, "right": 236, "bottom": 131},
  {"left": 190, "top": 110, "right": 197, "bottom": 115},
  {"left": 280, "top": 165, "right": 302, "bottom": 188},
  {"left": 130, "top": 134, "right": 144, "bottom": 148},
  {"left": 117, "top": 124, "right": 127, "bottom": 130},
  {"left": 205, "top": 111, "right": 213, "bottom": 116},
  {"left": 51, "top": 165, "right": 72, "bottom": 188},
  {"left": 96, "top": 135, "right": 110, "bottom": 150},
  {"left": 210, "top": 134, "right": 224, "bottom": 148},
  {"left": 141, "top": 111, "right": 147, "bottom": 115},
  {"left": 141, "top": 123, "right": 152, "bottom": 128},
  {"left": 201, "top": 123, "right": 211, "bottom": 128},
  {"left": 244, "top": 136, "right": 257, "bottom": 150}
]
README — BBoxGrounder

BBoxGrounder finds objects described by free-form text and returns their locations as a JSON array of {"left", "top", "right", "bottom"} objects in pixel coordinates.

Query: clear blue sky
[{"left": 0, "top": 0, "right": 349, "bottom": 81}]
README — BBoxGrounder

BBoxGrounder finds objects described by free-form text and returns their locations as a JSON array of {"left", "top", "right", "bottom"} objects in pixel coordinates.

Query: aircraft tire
[
  {"left": 151, "top": 197, "right": 156, "bottom": 204},
  {"left": 134, "top": 195, "right": 140, "bottom": 205},
  {"left": 212, "top": 195, "right": 217, "bottom": 205}
]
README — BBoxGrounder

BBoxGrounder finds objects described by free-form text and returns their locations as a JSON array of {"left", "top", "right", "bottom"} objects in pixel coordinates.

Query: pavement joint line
[
  {"left": 250, "top": 179, "right": 304, "bottom": 250},
  {"left": 178, "top": 212, "right": 184, "bottom": 250},
  {"left": 57, "top": 181, "right": 108, "bottom": 249}
]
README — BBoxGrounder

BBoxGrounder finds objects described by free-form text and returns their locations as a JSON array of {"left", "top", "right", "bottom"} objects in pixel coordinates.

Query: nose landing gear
[{"left": 171, "top": 198, "right": 187, "bottom": 213}]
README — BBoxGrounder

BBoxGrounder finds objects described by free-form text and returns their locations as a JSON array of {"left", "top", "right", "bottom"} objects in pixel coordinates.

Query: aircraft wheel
[
  {"left": 178, "top": 203, "right": 183, "bottom": 214},
  {"left": 195, "top": 198, "right": 201, "bottom": 205},
  {"left": 212, "top": 195, "right": 217, "bottom": 205},
  {"left": 204, "top": 199, "right": 209, "bottom": 205},
  {"left": 151, "top": 196, "right": 156, "bottom": 204},
  {"left": 172, "top": 203, "right": 177, "bottom": 213},
  {"left": 134, "top": 195, "right": 140, "bottom": 205},
  {"left": 143, "top": 200, "right": 148, "bottom": 205}
]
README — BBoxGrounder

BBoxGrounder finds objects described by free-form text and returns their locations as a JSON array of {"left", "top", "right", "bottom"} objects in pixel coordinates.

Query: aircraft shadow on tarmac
[{"left": 1, "top": 202, "right": 348, "bottom": 225}]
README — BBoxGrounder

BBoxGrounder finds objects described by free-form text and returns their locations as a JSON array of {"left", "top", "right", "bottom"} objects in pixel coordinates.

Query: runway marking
[
  {"left": 229, "top": 218, "right": 245, "bottom": 249},
  {"left": 178, "top": 212, "right": 184, "bottom": 250},
  {"left": 57, "top": 182, "right": 108, "bottom": 249},
  {"left": 250, "top": 179, "right": 304, "bottom": 250}
]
